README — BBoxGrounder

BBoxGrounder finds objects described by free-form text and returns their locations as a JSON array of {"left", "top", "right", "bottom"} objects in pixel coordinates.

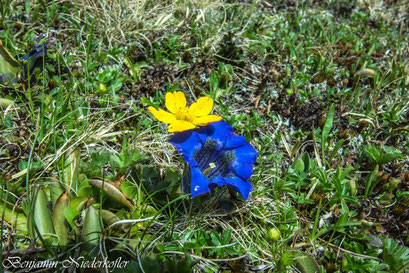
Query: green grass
[{"left": 1, "top": 0, "right": 409, "bottom": 272}]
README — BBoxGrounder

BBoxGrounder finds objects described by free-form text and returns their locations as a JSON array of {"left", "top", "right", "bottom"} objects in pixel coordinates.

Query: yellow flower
[{"left": 148, "top": 91, "right": 222, "bottom": 132}]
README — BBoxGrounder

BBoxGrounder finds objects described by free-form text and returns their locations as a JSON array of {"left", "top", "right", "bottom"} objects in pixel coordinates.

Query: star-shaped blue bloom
[{"left": 169, "top": 120, "right": 257, "bottom": 200}]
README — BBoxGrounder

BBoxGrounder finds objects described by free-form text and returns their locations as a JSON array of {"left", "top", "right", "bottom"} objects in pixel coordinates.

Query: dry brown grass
[
  {"left": 356, "top": 0, "right": 409, "bottom": 32},
  {"left": 72, "top": 0, "right": 225, "bottom": 46}
]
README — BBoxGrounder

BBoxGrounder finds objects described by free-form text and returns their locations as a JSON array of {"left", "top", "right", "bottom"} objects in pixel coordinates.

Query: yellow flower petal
[
  {"left": 193, "top": 115, "right": 222, "bottom": 126},
  {"left": 165, "top": 91, "right": 187, "bottom": 114},
  {"left": 189, "top": 96, "right": 214, "bottom": 117},
  {"left": 148, "top": 107, "right": 176, "bottom": 123},
  {"left": 168, "top": 120, "right": 196, "bottom": 132}
]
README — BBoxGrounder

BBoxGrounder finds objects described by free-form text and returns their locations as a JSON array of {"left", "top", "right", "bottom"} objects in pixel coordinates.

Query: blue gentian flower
[
  {"left": 169, "top": 120, "right": 257, "bottom": 200},
  {"left": 22, "top": 44, "right": 47, "bottom": 75}
]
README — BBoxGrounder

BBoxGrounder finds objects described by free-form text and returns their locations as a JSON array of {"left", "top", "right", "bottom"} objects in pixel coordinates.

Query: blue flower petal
[
  {"left": 190, "top": 166, "right": 211, "bottom": 198},
  {"left": 210, "top": 176, "right": 228, "bottom": 187},
  {"left": 231, "top": 162, "right": 254, "bottom": 180},
  {"left": 228, "top": 177, "right": 253, "bottom": 200},
  {"left": 22, "top": 44, "right": 47, "bottom": 60},
  {"left": 194, "top": 124, "right": 213, "bottom": 143},
  {"left": 22, "top": 44, "right": 47, "bottom": 75},
  {"left": 196, "top": 121, "right": 234, "bottom": 148},
  {"left": 225, "top": 135, "right": 246, "bottom": 149},
  {"left": 211, "top": 176, "right": 253, "bottom": 200},
  {"left": 169, "top": 130, "right": 202, "bottom": 164},
  {"left": 233, "top": 142, "right": 258, "bottom": 165}
]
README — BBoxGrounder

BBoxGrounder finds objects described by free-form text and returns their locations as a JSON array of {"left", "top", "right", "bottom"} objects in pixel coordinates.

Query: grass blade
[
  {"left": 321, "top": 103, "right": 335, "bottom": 166},
  {"left": 364, "top": 165, "right": 379, "bottom": 198}
]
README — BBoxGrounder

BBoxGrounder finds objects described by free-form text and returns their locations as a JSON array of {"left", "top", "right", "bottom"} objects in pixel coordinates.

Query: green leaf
[
  {"left": 364, "top": 164, "right": 379, "bottom": 198},
  {"left": 81, "top": 206, "right": 102, "bottom": 246},
  {"left": 31, "top": 187, "right": 55, "bottom": 238},
  {"left": 329, "top": 138, "right": 345, "bottom": 162},
  {"left": 77, "top": 184, "right": 93, "bottom": 197},
  {"left": 100, "top": 209, "right": 120, "bottom": 226},
  {"left": 210, "top": 233, "right": 221, "bottom": 246},
  {"left": 377, "top": 152, "right": 402, "bottom": 164},
  {"left": 339, "top": 165, "right": 355, "bottom": 181},
  {"left": 321, "top": 103, "right": 335, "bottom": 164},
  {"left": 222, "top": 229, "right": 232, "bottom": 244},
  {"left": 49, "top": 179, "right": 64, "bottom": 207},
  {"left": 140, "top": 258, "right": 160, "bottom": 273},
  {"left": 382, "top": 238, "right": 409, "bottom": 272},
  {"left": 91, "top": 149, "right": 110, "bottom": 166},
  {"left": 183, "top": 242, "right": 196, "bottom": 250},
  {"left": 121, "top": 180, "right": 139, "bottom": 200},
  {"left": 69, "top": 196, "right": 88, "bottom": 212},
  {"left": 64, "top": 207, "right": 80, "bottom": 230},
  {"left": 52, "top": 192, "right": 70, "bottom": 245},
  {"left": 294, "top": 251, "right": 321, "bottom": 273},
  {"left": 301, "top": 153, "right": 310, "bottom": 172},
  {"left": 292, "top": 157, "right": 305, "bottom": 173},
  {"left": 363, "top": 145, "right": 402, "bottom": 165},
  {"left": 62, "top": 148, "right": 80, "bottom": 192},
  {"left": 0, "top": 98, "right": 14, "bottom": 108},
  {"left": 89, "top": 178, "right": 135, "bottom": 210},
  {"left": 281, "top": 251, "right": 295, "bottom": 267},
  {"left": 165, "top": 255, "right": 198, "bottom": 273},
  {"left": 0, "top": 201, "right": 28, "bottom": 233},
  {"left": 0, "top": 41, "right": 20, "bottom": 83}
]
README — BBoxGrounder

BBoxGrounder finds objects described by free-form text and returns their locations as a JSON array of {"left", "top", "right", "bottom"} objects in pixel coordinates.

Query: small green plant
[
  {"left": 92, "top": 65, "right": 125, "bottom": 95},
  {"left": 382, "top": 238, "right": 409, "bottom": 272},
  {"left": 362, "top": 145, "right": 403, "bottom": 165}
]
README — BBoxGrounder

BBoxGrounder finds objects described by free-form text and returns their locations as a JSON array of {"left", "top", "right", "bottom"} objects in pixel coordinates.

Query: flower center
[
  {"left": 203, "top": 162, "right": 216, "bottom": 176},
  {"left": 175, "top": 107, "right": 194, "bottom": 121},
  {"left": 193, "top": 138, "right": 235, "bottom": 180}
]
